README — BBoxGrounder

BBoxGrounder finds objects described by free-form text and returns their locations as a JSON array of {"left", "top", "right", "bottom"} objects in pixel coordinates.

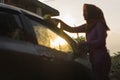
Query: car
[{"left": 0, "top": 3, "right": 92, "bottom": 80}]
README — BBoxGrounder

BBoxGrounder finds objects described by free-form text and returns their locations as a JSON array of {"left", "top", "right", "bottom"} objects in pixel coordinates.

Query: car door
[{"left": 0, "top": 9, "right": 46, "bottom": 79}]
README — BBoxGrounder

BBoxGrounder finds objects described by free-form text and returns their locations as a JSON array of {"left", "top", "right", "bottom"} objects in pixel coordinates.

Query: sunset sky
[{"left": 39, "top": 0, "right": 120, "bottom": 55}]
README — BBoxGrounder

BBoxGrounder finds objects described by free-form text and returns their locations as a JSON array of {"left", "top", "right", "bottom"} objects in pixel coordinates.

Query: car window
[
  {"left": 25, "top": 16, "right": 73, "bottom": 53},
  {"left": 0, "top": 12, "right": 25, "bottom": 40}
]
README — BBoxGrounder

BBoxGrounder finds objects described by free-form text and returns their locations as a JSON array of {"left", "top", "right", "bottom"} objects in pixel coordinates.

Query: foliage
[
  {"left": 110, "top": 51, "right": 120, "bottom": 79},
  {"left": 73, "top": 36, "right": 88, "bottom": 57},
  {"left": 74, "top": 36, "right": 86, "bottom": 43}
]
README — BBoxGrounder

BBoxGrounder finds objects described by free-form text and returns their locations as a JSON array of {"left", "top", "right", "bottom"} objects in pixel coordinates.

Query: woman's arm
[{"left": 52, "top": 18, "right": 86, "bottom": 33}]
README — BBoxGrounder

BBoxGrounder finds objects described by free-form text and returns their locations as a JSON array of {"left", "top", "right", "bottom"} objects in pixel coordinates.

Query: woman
[{"left": 52, "top": 4, "right": 111, "bottom": 80}]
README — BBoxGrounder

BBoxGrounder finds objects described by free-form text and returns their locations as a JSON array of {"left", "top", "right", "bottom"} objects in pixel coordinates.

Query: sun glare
[{"left": 50, "top": 36, "right": 67, "bottom": 49}]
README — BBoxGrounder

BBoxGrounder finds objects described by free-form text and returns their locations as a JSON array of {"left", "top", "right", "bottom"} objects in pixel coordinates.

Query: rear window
[{"left": 0, "top": 12, "right": 23, "bottom": 39}]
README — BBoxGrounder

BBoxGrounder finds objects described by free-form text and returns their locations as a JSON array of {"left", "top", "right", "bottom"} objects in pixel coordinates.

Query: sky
[{"left": 39, "top": 0, "right": 120, "bottom": 56}]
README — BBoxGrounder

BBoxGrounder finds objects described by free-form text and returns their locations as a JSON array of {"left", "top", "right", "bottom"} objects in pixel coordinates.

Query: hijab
[{"left": 83, "top": 4, "right": 110, "bottom": 32}]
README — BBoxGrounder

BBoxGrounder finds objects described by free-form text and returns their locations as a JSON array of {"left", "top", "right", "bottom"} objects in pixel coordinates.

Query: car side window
[
  {"left": 0, "top": 12, "right": 25, "bottom": 40},
  {"left": 25, "top": 16, "right": 73, "bottom": 53}
]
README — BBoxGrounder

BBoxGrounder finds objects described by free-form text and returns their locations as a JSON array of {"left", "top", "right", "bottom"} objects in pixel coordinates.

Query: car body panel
[{"left": 0, "top": 3, "right": 92, "bottom": 80}]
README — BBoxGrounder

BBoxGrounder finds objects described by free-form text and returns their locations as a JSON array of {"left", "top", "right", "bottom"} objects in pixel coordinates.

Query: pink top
[{"left": 86, "top": 21, "right": 108, "bottom": 53}]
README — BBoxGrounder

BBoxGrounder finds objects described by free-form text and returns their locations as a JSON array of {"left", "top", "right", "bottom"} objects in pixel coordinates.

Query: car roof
[
  {"left": 0, "top": 3, "right": 21, "bottom": 13},
  {"left": 0, "top": 3, "right": 43, "bottom": 19}
]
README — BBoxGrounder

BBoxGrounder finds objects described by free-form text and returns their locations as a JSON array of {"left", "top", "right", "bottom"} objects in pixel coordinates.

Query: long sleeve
[
  {"left": 61, "top": 22, "right": 86, "bottom": 33},
  {"left": 52, "top": 18, "right": 86, "bottom": 33}
]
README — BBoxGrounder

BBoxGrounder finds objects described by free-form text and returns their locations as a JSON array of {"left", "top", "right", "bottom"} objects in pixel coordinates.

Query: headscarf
[{"left": 83, "top": 4, "right": 110, "bottom": 32}]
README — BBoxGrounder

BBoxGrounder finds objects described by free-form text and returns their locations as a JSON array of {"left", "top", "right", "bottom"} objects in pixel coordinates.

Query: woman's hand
[
  {"left": 51, "top": 18, "right": 61, "bottom": 22},
  {"left": 51, "top": 18, "right": 65, "bottom": 29},
  {"left": 43, "top": 15, "right": 59, "bottom": 26}
]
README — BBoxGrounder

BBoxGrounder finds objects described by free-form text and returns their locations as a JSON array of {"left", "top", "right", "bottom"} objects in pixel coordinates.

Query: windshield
[{"left": 26, "top": 16, "right": 73, "bottom": 53}]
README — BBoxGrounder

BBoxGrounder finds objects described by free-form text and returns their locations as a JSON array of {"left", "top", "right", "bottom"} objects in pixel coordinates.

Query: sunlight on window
[
  {"left": 50, "top": 36, "right": 67, "bottom": 50},
  {"left": 31, "top": 20, "right": 73, "bottom": 53}
]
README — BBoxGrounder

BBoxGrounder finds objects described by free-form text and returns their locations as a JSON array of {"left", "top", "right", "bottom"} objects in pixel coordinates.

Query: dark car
[{"left": 0, "top": 3, "right": 92, "bottom": 80}]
